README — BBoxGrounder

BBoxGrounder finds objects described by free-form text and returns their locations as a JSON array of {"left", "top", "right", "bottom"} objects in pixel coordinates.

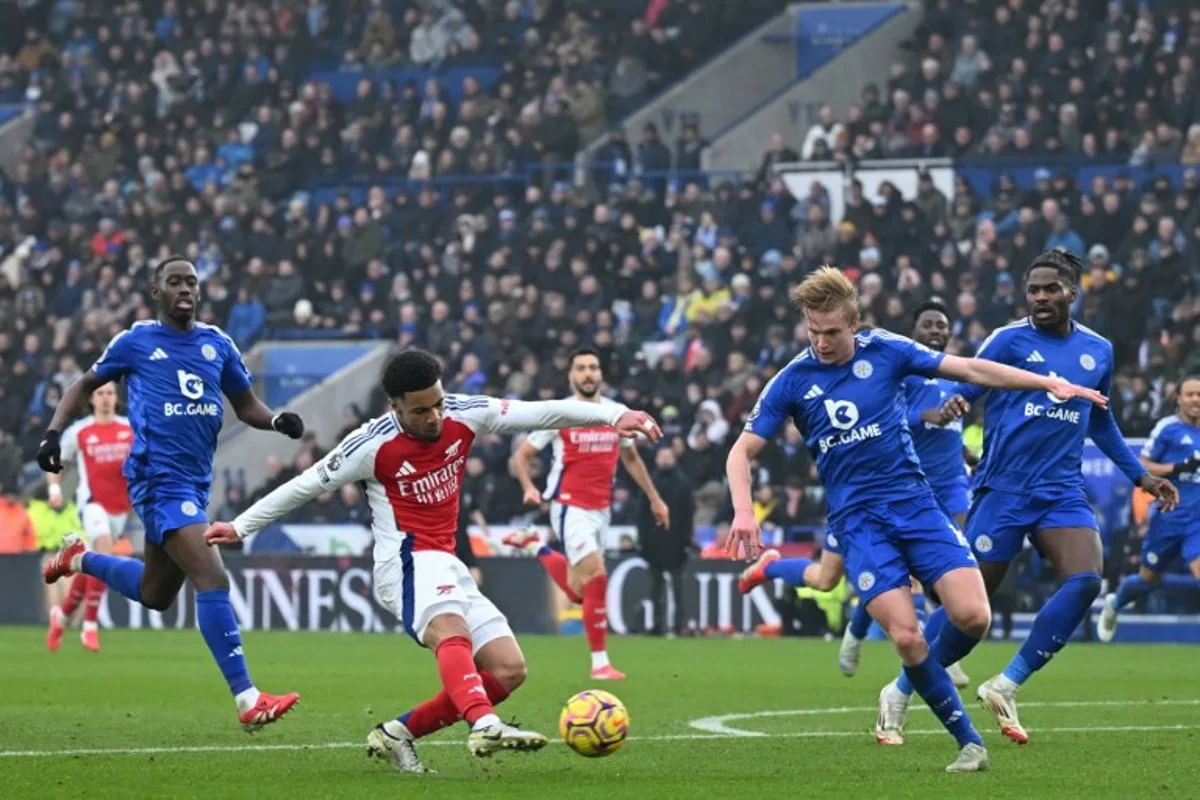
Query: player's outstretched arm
[
  {"left": 469, "top": 396, "right": 662, "bottom": 441},
  {"left": 227, "top": 389, "right": 305, "bottom": 439},
  {"left": 936, "top": 354, "right": 1108, "bottom": 407},
  {"left": 725, "top": 431, "right": 768, "bottom": 560},
  {"left": 620, "top": 444, "right": 669, "bottom": 527},
  {"left": 205, "top": 441, "right": 374, "bottom": 545},
  {"left": 37, "top": 371, "right": 106, "bottom": 473}
]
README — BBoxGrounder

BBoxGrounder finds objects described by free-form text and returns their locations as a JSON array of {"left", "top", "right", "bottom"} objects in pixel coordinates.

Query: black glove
[
  {"left": 271, "top": 412, "right": 305, "bottom": 440},
  {"left": 1173, "top": 456, "right": 1200, "bottom": 475},
  {"left": 37, "top": 429, "right": 63, "bottom": 473}
]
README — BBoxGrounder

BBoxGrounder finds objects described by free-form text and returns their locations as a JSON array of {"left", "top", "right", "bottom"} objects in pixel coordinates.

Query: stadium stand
[{"left": 0, "top": 0, "right": 1197, "bottom": 576}]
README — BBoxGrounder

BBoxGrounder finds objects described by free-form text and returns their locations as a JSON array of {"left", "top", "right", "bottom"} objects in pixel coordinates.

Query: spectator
[
  {"left": 675, "top": 122, "right": 708, "bottom": 173},
  {"left": 757, "top": 133, "right": 799, "bottom": 183},
  {"left": 639, "top": 445, "right": 694, "bottom": 636},
  {"left": 802, "top": 106, "right": 845, "bottom": 161}
]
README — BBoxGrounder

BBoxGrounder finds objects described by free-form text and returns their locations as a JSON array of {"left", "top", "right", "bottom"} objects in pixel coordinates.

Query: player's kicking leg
[
  {"left": 369, "top": 552, "right": 545, "bottom": 768},
  {"left": 411, "top": 613, "right": 545, "bottom": 759},
  {"left": 368, "top": 631, "right": 532, "bottom": 772}
]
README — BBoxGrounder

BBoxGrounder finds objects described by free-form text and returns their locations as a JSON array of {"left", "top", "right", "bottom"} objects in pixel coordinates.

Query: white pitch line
[
  {"left": 689, "top": 698, "right": 1200, "bottom": 736},
  {"left": 7, "top": 710, "right": 1200, "bottom": 762}
]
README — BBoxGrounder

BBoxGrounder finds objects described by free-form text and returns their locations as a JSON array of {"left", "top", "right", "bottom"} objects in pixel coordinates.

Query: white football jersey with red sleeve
[
  {"left": 60, "top": 415, "right": 134, "bottom": 514},
  {"left": 526, "top": 398, "right": 633, "bottom": 511},
  {"left": 232, "top": 394, "right": 628, "bottom": 562}
]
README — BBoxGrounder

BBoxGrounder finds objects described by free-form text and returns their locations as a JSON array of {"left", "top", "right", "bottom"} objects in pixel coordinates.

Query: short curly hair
[
  {"left": 911, "top": 298, "right": 950, "bottom": 325},
  {"left": 1025, "top": 249, "right": 1083, "bottom": 286},
  {"left": 382, "top": 349, "right": 443, "bottom": 399}
]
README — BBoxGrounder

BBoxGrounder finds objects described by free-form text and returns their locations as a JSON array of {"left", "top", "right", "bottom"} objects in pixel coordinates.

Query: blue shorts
[
  {"left": 129, "top": 482, "right": 210, "bottom": 546},
  {"left": 931, "top": 480, "right": 970, "bottom": 519},
  {"left": 965, "top": 486, "right": 1097, "bottom": 563},
  {"left": 828, "top": 495, "right": 977, "bottom": 605},
  {"left": 1141, "top": 513, "right": 1200, "bottom": 571}
]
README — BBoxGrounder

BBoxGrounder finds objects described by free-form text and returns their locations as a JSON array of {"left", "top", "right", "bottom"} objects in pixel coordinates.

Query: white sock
[
  {"left": 69, "top": 552, "right": 85, "bottom": 572},
  {"left": 382, "top": 719, "right": 411, "bottom": 739},
  {"left": 472, "top": 713, "right": 501, "bottom": 731},
  {"left": 82, "top": 621, "right": 98, "bottom": 632},
  {"left": 590, "top": 651, "right": 609, "bottom": 670},
  {"left": 234, "top": 687, "right": 261, "bottom": 714}
]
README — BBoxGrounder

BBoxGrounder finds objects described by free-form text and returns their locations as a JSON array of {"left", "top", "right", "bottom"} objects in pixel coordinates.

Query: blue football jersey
[
  {"left": 745, "top": 329, "right": 945, "bottom": 517},
  {"left": 1142, "top": 416, "right": 1200, "bottom": 525},
  {"left": 903, "top": 375, "right": 968, "bottom": 492},
  {"left": 959, "top": 319, "right": 1143, "bottom": 493},
  {"left": 92, "top": 320, "right": 252, "bottom": 490}
]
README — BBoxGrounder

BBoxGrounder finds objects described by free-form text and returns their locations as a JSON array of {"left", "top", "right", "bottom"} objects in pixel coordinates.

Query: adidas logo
[
  {"left": 803, "top": 384, "right": 824, "bottom": 400},
  {"left": 1182, "top": 435, "right": 1193, "bottom": 445},
  {"left": 1025, "top": 350, "right": 1045, "bottom": 363},
  {"left": 149, "top": 348, "right": 168, "bottom": 361},
  {"left": 395, "top": 461, "right": 417, "bottom": 477}
]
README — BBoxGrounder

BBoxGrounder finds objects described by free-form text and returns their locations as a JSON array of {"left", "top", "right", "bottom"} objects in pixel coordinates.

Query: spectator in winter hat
[{"left": 687, "top": 399, "right": 729, "bottom": 450}]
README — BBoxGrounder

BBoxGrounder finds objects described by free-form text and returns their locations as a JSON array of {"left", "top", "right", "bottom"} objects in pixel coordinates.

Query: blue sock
[
  {"left": 897, "top": 605, "right": 948, "bottom": 695},
  {"left": 896, "top": 607, "right": 983, "bottom": 696},
  {"left": 196, "top": 589, "right": 254, "bottom": 695},
  {"left": 1002, "top": 572, "right": 1101, "bottom": 687},
  {"left": 81, "top": 552, "right": 143, "bottom": 603},
  {"left": 922, "top": 604, "right": 949, "bottom": 645},
  {"left": 1112, "top": 574, "right": 1153, "bottom": 610},
  {"left": 903, "top": 655, "right": 984, "bottom": 748},
  {"left": 848, "top": 600, "right": 872, "bottom": 639},
  {"left": 763, "top": 557, "right": 812, "bottom": 586},
  {"left": 912, "top": 593, "right": 927, "bottom": 626}
]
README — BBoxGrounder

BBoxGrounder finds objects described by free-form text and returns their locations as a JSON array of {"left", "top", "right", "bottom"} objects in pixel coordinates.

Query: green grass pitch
[{"left": 2, "top": 627, "right": 1197, "bottom": 798}]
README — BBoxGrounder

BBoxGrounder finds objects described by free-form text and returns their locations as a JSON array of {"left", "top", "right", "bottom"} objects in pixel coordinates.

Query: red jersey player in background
[
  {"left": 204, "top": 350, "right": 661, "bottom": 772},
  {"left": 45, "top": 383, "right": 133, "bottom": 652},
  {"left": 505, "top": 348, "right": 670, "bottom": 680}
]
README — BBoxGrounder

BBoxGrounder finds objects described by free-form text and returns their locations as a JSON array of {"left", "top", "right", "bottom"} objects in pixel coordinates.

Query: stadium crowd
[{"left": 0, "top": 1, "right": 1198, "bottom": 582}]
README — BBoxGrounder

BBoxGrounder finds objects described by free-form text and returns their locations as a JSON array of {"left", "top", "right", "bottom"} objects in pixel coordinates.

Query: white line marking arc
[{"left": 688, "top": 698, "right": 1200, "bottom": 737}]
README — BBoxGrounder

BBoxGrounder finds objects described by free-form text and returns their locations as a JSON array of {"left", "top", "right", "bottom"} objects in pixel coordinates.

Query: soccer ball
[{"left": 558, "top": 689, "right": 629, "bottom": 757}]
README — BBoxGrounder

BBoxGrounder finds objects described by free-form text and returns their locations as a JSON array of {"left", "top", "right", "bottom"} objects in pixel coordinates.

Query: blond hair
[{"left": 790, "top": 265, "right": 860, "bottom": 322}]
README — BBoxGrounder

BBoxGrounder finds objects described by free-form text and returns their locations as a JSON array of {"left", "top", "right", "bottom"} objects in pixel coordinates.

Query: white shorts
[
  {"left": 374, "top": 549, "right": 512, "bottom": 651},
  {"left": 549, "top": 501, "right": 610, "bottom": 566},
  {"left": 81, "top": 503, "right": 129, "bottom": 543}
]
